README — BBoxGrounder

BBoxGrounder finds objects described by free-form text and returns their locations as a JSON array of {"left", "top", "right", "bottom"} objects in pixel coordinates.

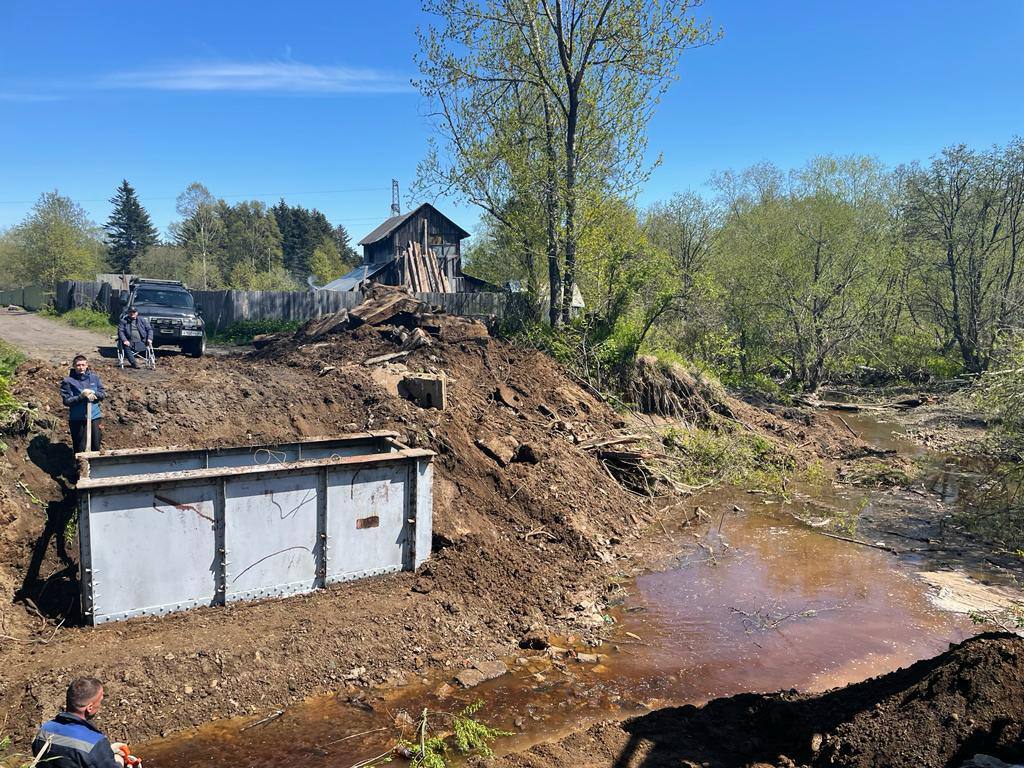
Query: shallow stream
[{"left": 140, "top": 412, "right": 995, "bottom": 767}]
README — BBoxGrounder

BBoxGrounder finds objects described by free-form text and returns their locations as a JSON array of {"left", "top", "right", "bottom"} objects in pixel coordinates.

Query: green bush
[
  {"left": 662, "top": 423, "right": 794, "bottom": 492},
  {"left": 0, "top": 339, "right": 27, "bottom": 429},
  {"left": 42, "top": 306, "right": 114, "bottom": 332},
  {"left": 209, "top": 319, "right": 302, "bottom": 346}
]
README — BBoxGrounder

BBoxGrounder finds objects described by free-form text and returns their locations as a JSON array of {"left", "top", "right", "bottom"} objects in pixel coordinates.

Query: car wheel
[{"left": 185, "top": 336, "right": 206, "bottom": 358}]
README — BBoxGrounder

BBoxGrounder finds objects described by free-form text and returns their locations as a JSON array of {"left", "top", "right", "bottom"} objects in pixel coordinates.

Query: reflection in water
[{"left": 142, "top": 416, "right": 982, "bottom": 768}]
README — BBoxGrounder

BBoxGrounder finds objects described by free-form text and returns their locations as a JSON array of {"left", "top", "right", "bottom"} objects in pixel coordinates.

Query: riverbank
[{"left": 0, "top": 321, "right": 859, "bottom": 748}]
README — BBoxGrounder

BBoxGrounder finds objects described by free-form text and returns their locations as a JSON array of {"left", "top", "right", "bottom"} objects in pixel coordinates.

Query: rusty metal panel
[
  {"left": 325, "top": 465, "right": 410, "bottom": 582},
  {"left": 223, "top": 472, "right": 320, "bottom": 602},
  {"left": 84, "top": 483, "right": 219, "bottom": 623}
]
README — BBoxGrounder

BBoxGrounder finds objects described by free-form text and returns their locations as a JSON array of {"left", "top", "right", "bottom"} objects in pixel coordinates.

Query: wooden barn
[{"left": 322, "top": 203, "right": 496, "bottom": 293}]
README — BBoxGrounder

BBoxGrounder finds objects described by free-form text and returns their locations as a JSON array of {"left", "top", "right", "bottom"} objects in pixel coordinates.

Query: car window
[{"left": 134, "top": 288, "right": 194, "bottom": 309}]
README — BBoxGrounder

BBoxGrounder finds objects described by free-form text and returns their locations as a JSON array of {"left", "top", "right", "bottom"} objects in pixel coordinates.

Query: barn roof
[{"left": 358, "top": 203, "right": 470, "bottom": 246}]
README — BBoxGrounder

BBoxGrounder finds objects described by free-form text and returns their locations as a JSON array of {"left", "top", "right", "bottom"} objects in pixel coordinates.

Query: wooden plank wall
[{"left": 53, "top": 281, "right": 513, "bottom": 333}]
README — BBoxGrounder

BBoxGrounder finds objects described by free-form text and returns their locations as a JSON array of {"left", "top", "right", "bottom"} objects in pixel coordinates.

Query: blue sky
[{"left": 0, "top": 1, "right": 1021, "bottom": 239}]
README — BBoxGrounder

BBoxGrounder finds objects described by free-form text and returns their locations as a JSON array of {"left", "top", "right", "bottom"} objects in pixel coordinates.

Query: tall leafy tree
[
  {"left": 105, "top": 179, "right": 158, "bottom": 273},
  {"left": 4, "top": 191, "right": 105, "bottom": 290},
  {"left": 172, "top": 182, "right": 225, "bottom": 289},
  {"left": 417, "top": 0, "right": 720, "bottom": 324}
]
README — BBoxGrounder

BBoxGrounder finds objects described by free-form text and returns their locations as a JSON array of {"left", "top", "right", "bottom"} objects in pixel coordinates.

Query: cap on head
[{"left": 128, "top": 307, "right": 138, "bottom": 315}]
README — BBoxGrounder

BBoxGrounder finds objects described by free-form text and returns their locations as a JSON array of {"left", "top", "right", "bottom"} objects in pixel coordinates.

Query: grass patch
[
  {"left": 41, "top": 305, "right": 115, "bottom": 332},
  {"left": 661, "top": 422, "right": 794, "bottom": 493},
  {"left": 0, "top": 339, "right": 27, "bottom": 437},
  {"left": 209, "top": 319, "right": 302, "bottom": 346}
]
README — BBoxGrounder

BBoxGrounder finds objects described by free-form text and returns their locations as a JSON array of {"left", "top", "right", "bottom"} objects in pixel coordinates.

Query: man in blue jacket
[
  {"left": 60, "top": 354, "right": 105, "bottom": 454},
  {"left": 116, "top": 307, "right": 153, "bottom": 369},
  {"left": 32, "top": 677, "right": 126, "bottom": 767}
]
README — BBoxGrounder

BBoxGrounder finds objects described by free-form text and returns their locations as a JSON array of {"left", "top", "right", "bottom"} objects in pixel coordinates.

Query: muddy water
[{"left": 141, "top": 414, "right": 979, "bottom": 767}]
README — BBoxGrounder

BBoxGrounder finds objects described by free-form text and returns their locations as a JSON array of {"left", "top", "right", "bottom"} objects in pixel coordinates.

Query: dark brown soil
[
  {"left": 0, "top": 323, "right": 862, "bottom": 747},
  {"left": 484, "top": 633, "right": 1024, "bottom": 768}
]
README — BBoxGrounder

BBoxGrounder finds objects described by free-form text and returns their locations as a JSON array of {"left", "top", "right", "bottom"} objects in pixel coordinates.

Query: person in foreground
[
  {"left": 32, "top": 677, "right": 131, "bottom": 767},
  {"left": 60, "top": 354, "right": 104, "bottom": 454}
]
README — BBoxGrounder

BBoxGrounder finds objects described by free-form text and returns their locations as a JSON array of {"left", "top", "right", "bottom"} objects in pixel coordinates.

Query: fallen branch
[
  {"left": 815, "top": 531, "right": 898, "bottom": 553},
  {"left": 240, "top": 709, "right": 284, "bottom": 731}
]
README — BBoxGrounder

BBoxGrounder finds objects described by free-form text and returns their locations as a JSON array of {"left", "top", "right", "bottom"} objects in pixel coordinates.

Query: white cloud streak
[{"left": 100, "top": 60, "right": 412, "bottom": 94}]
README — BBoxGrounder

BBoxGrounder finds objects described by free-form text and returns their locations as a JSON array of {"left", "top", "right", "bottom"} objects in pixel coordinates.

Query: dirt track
[{"left": 0, "top": 310, "right": 113, "bottom": 363}]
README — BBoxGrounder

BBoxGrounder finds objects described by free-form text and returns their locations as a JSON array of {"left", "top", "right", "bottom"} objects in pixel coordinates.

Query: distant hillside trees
[
  {"left": 0, "top": 191, "right": 106, "bottom": 290},
  {"left": 105, "top": 179, "right": 158, "bottom": 273},
  {"left": 272, "top": 199, "right": 360, "bottom": 280}
]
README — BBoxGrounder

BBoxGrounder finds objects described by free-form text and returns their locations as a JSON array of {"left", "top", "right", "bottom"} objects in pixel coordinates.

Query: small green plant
[
  {"left": 0, "top": 340, "right": 27, "bottom": 428},
  {"left": 1, "top": 732, "right": 51, "bottom": 768},
  {"left": 968, "top": 603, "right": 1024, "bottom": 631},
  {"left": 209, "top": 319, "right": 302, "bottom": 346},
  {"left": 802, "top": 460, "right": 829, "bottom": 486},
  {"left": 63, "top": 509, "right": 77, "bottom": 546},
  {"left": 396, "top": 702, "right": 511, "bottom": 768}
]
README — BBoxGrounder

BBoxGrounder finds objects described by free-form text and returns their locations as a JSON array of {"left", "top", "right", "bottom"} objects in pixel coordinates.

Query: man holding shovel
[{"left": 60, "top": 354, "right": 105, "bottom": 454}]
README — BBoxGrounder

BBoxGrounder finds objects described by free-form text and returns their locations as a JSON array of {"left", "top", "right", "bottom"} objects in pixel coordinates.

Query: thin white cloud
[{"left": 100, "top": 60, "right": 411, "bottom": 94}]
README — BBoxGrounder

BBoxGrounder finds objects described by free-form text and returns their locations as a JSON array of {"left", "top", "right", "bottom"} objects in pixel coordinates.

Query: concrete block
[{"left": 399, "top": 372, "right": 447, "bottom": 409}]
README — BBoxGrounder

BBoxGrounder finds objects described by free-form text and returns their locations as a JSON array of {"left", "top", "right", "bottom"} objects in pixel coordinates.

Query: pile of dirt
[
  {"left": 0, "top": 292, "right": 871, "bottom": 746},
  {"left": 485, "top": 633, "right": 1024, "bottom": 768}
]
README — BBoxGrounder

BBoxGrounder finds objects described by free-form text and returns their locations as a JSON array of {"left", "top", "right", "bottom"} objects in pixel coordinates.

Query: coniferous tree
[{"left": 105, "top": 179, "right": 158, "bottom": 273}]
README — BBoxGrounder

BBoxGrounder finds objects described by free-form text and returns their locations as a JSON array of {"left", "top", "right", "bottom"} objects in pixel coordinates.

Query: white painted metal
[
  {"left": 84, "top": 483, "right": 218, "bottom": 622},
  {"left": 224, "top": 473, "right": 320, "bottom": 602},
  {"left": 77, "top": 434, "right": 433, "bottom": 625},
  {"left": 325, "top": 464, "right": 410, "bottom": 583}
]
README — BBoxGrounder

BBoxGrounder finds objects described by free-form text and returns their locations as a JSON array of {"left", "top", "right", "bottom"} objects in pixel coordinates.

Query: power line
[{"left": 0, "top": 186, "right": 392, "bottom": 206}]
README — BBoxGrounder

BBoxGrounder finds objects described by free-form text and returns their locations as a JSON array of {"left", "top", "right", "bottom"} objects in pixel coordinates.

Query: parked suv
[{"left": 123, "top": 278, "right": 206, "bottom": 357}]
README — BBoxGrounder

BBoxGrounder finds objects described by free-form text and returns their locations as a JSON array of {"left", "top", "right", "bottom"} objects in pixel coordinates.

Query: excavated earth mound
[
  {"left": 0, "top": 317, "right": 862, "bottom": 746},
  {"left": 486, "top": 633, "right": 1024, "bottom": 768}
]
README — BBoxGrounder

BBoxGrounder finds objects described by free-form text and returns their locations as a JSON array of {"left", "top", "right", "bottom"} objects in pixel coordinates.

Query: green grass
[
  {"left": 40, "top": 305, "right": 115, "bottom": 332},
  {"left": 0, "top": 339, "right": 27, "bottom": 435},
  {"left": 208, "top": 318, "right": 302, "bottom": 345},
  {"left": 661, "top": 422, "right": 795, "bottom": 493}
]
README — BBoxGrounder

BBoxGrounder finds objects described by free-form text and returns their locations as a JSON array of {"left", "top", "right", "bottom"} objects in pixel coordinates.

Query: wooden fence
[
  {"left": 48, "top": 281, "right": 518, "bottom": 334},
  {"left": 0, "top": 285, "right": 48, "bottom": 311}
]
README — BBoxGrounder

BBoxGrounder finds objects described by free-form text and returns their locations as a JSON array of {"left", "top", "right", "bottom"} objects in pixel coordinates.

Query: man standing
[
  {"left": 60, "top": 354, "right": 105, "bottom": 454},
  {"left": 32, "top": 677, "right": 127, "bottom": 767},
  {"left": 116, "top": 307, "right": 152, "bottom": 369}
]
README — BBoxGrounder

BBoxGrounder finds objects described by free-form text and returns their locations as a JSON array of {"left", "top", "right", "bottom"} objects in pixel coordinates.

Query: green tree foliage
[
  {"left": 308, "top": 238, "right": 346, "bottom": 283},
  {"left": 712, "top": 156, "right": 899, "bottom": 390},
  {"left": 105, "top": 179, "right": 159, "bottom": 273},
  {"left": 269, "top": 201, "right": 358, "bottom": 280},
  {"left": 901, "top": 140, "right": 1024, "bottom": 373},
  {"left": 172, "top": 182, "right": 225, "bottom": 289},
  {"left": 331, "top": 223, "right": 359, "bottom": 268},
  {"left": 134, "top": 244, "right": 189, "bottom": 280},
  {"left": 416, "top": 0, "right": 719, "bottom": 325},
  {"left": 2, "top": 191, "right": 105, "bottom": 289}
]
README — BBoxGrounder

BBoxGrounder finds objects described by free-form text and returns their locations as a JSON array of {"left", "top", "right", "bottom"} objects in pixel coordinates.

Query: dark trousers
[
  {"left": 123, "top": 341, "right": 147, "bottom": 367},
  {"left": 69, "top": 418, "right": 102, "bottom": 454}
]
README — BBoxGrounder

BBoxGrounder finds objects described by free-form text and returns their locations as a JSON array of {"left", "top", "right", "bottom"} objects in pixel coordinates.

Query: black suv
[{"left": 123, "top": 278, "right": 206, "bottom": 357}]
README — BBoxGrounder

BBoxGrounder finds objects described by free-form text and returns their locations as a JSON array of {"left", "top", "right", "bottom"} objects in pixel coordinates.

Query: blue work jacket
[
  {"left": 60, "top": 369, "right": 105, "bottom": 421},
  {"left": 32, "top": 712, "right": 119, "bottom": 768}
]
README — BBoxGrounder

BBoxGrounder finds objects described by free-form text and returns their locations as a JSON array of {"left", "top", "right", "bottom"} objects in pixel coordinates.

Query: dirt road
[
  {"left": 0, "top": 309, "right": 236, "bottom": 364},
  {"left": 0, "top": 309, "right": 113, "bottom": 363}
]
